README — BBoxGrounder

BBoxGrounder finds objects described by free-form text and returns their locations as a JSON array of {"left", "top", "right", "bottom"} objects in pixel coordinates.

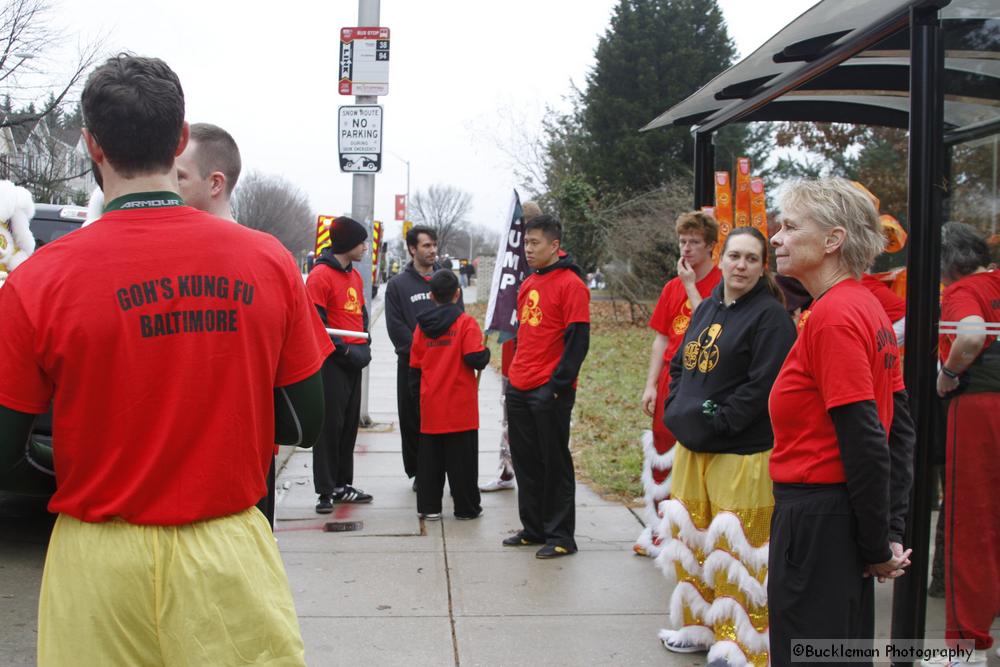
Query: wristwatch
[{"left": 941, "top": 366, "right": 961, "bottom": 380}]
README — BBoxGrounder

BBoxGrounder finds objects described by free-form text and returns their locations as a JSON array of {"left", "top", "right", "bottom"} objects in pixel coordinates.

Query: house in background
[{"left": 0, "top": 114, "right": 95, "bottom": 205}]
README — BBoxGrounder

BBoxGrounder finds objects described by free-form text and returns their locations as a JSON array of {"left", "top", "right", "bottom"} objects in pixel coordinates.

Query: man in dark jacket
[
  {"left": 307, "top": 217, "right": 374, "bottom": 511},
  {"left": 385, "top": 226, "right": 463, "bottom": 486}
]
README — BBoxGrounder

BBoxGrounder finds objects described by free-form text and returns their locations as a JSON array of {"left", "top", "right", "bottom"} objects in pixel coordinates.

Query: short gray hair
[
  {"left": 941, "top": 221, "right": 989, "bottom": 282},
  {"left": 777, "top": 177, "right": 885, "bottom": 278}
]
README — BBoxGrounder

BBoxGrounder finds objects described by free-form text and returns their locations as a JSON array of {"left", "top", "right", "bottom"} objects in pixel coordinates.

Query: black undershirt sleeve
[
  {"left": 550, "top": 322, "right": 590, "bottom": 392},
  {"left": 829, "top": 399, "right": 893, "bottom": 564},
  {"left": 274, "top": 371, "right": 325, "bottom": 448},
  {"left": 887, "top": 390, "right": 916, "bottom": 544},
  {"left": 463, "top": 348, "right": 491, "bottom": 371},
  {"left": 408, "top": 367, "right": 422, "bottom": 404},
  {"left": 0, "top": 405, "right": 34, "bottom": 465}
]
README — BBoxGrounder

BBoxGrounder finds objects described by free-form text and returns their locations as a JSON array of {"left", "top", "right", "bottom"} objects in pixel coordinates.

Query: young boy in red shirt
[
  {"left": 408, "top": 270, "right": 490, "bottom": 520},
  {"left": 504, "top": 215, "right": 590, "bottom": 558}
]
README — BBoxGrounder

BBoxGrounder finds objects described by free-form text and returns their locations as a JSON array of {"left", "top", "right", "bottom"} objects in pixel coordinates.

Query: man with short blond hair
[
  {"left": 176, "top": 122, "right": 241, "bottom": 220},
  {"left": 634, "top": 211, "right": 721, "bottom": 557}
]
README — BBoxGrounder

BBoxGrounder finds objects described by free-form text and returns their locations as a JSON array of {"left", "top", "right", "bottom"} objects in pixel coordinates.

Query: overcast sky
[{"left": 54, "top": 0, "right": 818, "bottom": 242}]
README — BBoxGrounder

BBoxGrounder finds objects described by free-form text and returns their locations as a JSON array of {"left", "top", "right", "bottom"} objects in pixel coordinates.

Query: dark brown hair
[
  {"left": 82, "top": 54, "right": 185, "bottom": 178},
  {"left": 722, "top": 226, "right": 785, "bottom": 306}
]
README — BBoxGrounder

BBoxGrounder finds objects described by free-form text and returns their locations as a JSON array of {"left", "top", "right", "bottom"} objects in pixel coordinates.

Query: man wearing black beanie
[{"left": 307, "top": 216, "right": 374, "bottom": 510}]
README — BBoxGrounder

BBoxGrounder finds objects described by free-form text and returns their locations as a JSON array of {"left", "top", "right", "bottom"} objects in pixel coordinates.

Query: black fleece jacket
[
  {"left": 664, "top": 278, "right": 796, "bottom": 455},
  {"left": 385, "top": 261, "right": 465, "bottom": 357},
  {"left": 313, "top": 250, "right": 371, "bottom": 371}
]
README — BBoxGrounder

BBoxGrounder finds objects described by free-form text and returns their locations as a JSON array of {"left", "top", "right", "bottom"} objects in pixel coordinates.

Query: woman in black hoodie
[{"left": 656, "top": 227, "right": 795, "bottom": 667}]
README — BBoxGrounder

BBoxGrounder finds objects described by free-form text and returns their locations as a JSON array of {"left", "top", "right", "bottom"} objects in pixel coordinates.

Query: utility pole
[{"left": 354, "top": 0, "right": 380, "bottom": 426}]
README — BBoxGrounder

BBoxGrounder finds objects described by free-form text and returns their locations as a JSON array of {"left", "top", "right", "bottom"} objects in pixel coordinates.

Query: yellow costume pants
[
  {"left": 656, "top": 444, "right": 772, "bottom": 667},
  {"left": 38, "top": 507, "right": 305, "bottom": 666}
]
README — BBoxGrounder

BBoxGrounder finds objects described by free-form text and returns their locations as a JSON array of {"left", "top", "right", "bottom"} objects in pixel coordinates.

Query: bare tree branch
[
  {"left": 231, "top": 171, "right": 314, "bottom": 257},
  {"left": 408, "top": 184, "right": 473, "bottom": 257}
]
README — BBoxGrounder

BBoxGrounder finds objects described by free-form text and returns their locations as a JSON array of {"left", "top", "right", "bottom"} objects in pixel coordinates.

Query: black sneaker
[
  {"left": 535, "top": 544, "right": 577, "bottom": 559},
  {"left": 333, "top": 486, "right": 373, "bottom": 504},
  {"left": 455, "top": 510, "right": 483, "bottom": 521},
  {"left": 502, "top": 532, "right": 543, "bottom": 547},
  {"left": 315, "top": 495, "right": 334, "bottom": 514}
]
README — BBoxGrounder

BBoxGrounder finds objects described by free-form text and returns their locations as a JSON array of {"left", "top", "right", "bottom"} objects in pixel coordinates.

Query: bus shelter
[{"left": 642, "top": 0, "right": 999, "bottom": 653}]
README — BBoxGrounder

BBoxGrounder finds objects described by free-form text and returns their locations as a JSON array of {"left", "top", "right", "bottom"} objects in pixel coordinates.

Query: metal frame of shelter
[{"left": 643, "top": 0, "right": 1000, "bottom": 655}]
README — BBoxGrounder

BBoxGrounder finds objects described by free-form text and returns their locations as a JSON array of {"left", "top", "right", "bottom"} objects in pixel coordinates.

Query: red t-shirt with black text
[
  {"left": 409, "top": 312, "right": 486, "bottom": 433},
  {"left": 769, "top": 279, "right": 904, "bottom": 484},
  {"left": 649, "top": 267, "right": 722, "bottom": 363},
  {"left": 307, "top": 262, "right": 366, "bottom": 344},
  {"left": 0, "top": 205, "right": 333, "bottom": 525},
  {"left": 508, "top": 267, "right": 590, "bottom": 391},
  {"left": 939, "top": 271, "right": 1000, "bottom": 361},
  {"left": 861, "top": 273, "right": 906, "bottom": 322}
]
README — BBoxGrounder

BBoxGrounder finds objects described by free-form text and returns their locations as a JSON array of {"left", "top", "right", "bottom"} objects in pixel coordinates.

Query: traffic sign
[
  {"left": 339, "top": 105, "right": 383, "bottom": 173},
  {"left": 339, "top": 27, "right": 390, "bottom": 96}
]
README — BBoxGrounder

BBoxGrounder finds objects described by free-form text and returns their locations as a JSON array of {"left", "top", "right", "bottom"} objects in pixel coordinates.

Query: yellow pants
[
  {"left": 38, "top": 507, "right": 305, "bottom": 666},
  {"left": 658, "top": 445, "right": 773, "bottom": 667}
]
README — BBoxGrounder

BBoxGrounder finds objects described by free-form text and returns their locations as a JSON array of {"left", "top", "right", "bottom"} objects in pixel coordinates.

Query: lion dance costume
[{"left": 0, "top": 181, "right": 36, "bottom": 287}]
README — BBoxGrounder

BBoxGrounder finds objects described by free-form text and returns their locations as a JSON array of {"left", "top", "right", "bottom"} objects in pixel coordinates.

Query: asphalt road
[{"left": 0, "top": 493, "right": 54, "bottom": 667}]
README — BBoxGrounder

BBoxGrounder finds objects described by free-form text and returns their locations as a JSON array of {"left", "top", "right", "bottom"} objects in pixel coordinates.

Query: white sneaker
[
  {"left": 419, "top": 513, "right": 441, "bottom": 521},
  {"left": 661, "top": 634, "right": 709, "bottom": 654},
  {"left": 479, "top": 477, "right": 515, "bottom": 492},
  {"left": 920, "top": 649, "right": 986, "bottom": 665}
]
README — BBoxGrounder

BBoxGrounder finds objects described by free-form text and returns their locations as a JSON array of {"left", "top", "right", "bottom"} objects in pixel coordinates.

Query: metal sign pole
[{"left": 353, "top": 0, "right": 380, "bottom": 427}]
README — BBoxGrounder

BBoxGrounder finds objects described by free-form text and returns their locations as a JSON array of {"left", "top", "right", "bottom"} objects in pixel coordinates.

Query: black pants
[
  {"left": 397, "top": 355, "right": 420, "bottom": 478},
  {"left": 768, "top": 483, "right": 874, "bottom": 667},
  {"left": 313, "top": 359, "right": 362, "bottom": 495},
  {"left": 255, "top": 456, "right": 276, "bottom": 530},
  {"left": 506, "top": 385, "right": 576, "bottom": 548},
  {"left": 417, "top": 430, "right": 481, "bottom": 517}
]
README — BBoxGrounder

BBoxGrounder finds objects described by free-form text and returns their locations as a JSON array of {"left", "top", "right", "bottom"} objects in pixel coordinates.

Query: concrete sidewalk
[{"left": 274, "top": 290, "right": 683, "bottom": 666}]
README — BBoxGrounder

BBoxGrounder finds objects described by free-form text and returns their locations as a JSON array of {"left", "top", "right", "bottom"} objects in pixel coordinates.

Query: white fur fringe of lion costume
[{"left": 0, "top": 181, "right": 36, "bottom": 287}]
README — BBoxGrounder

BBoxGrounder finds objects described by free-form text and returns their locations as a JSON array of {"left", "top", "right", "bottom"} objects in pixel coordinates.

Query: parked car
[{"left": 2, "top": 202, "right": 87, "bottom": 497}]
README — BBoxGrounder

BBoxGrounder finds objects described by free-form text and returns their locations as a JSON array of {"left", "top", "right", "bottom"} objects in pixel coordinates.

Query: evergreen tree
[{"left": 579, "top": 0, "right": 739, "bottom": 197}]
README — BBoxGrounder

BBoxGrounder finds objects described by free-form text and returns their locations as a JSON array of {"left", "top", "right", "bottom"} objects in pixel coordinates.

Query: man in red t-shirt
[
  {"left": 935, "top": 222, "right": 1000, "bottom": 656},
  {"left": 409, "top": 269, "right": 490, "bottom": 520},
  {"left": 503, "top": 215, "right": 590, "bottom": 559},
  {"left": 307, "top": 216, "right": 374, "bottom": 511},
  {"left": 0, "top": 55, "right": 330, "bottom": 665},
  {"left": 635, "top": 211, "right": 720, "bottom": 557}
]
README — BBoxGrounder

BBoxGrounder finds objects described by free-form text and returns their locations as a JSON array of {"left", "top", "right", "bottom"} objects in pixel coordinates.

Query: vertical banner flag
[
  {"left": 734, "top": 156, "right": 751, "bottom": 228},
  {"left": 712, "top": 172, "right": 733, "bottom": 264},
  {"left": 484, "top": 190, "right": 527, "bottom": 343},
  {"left": 395, "top": 195, "right": 406, "bottom": 221},
  {"left": 315, "top": 215, "right": 335, "bottom": 256},
  {"left": 749, "top": 177, "right": 768, "bottom": 241},
  {"left": 371, "top": 220, "right": 383, "bottom": 285}
]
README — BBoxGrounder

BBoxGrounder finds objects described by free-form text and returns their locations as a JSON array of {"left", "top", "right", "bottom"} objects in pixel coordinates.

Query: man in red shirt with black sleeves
[
  {"left": 0, "top": 55, "right": 330, "bottom": 665},
  {"left": 503, "top": 215, "right": 590, "bottom": 559},
  {"left": 307, "top": 217, "right": 374, "bottom": 511}
]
